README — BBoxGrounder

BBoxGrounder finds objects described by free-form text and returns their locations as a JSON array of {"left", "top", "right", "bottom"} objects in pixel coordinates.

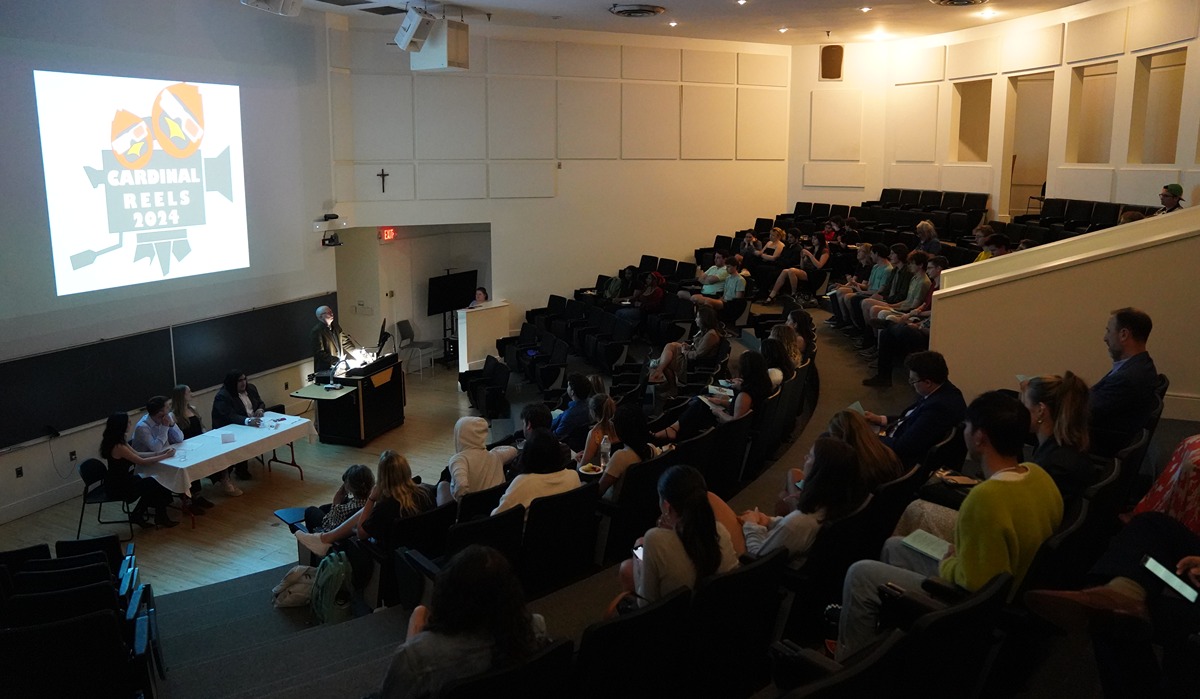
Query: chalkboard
[
  {"left": 0, "top": 292, "right": 337, "bottom": 450},
  {"left": 0, "top": 330, "right": 175, "bottom": 449},
  {"left": 172, "top": 293, "right": 337, "bottom": 393}
]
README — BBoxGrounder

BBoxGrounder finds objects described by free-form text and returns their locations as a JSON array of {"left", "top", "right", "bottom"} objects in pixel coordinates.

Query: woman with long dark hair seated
[
  {"left": 618, "top": 465, "right": 739, "bottom": 606},
  {"left": 378, "top": 545, "right": 547, "bottom": 699},
  {"left": 99, "top": 412, "right": 179, "bottom": 529},
  {"left": 598, "top": 405, "right": 661, "bottom": 499},
  {"left": 761, "top": 337, "right": 795, "bottom": 388},
  {"left": 647, "top": 306, "right": 721, "bottom": 386},
  {"left": 737, "top": 439, "right": 868, "bottom": 563},
  {"left": 653, "top": 350, "right": 773, "bottom": 443}
]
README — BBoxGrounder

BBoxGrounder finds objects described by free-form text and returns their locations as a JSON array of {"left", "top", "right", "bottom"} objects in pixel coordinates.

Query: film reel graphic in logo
[
  {"left": 151, "top": 82, "right": 205, "bottom": 159},
  {"left": 74, "top": 82, "right": 231, "bottom": 275}
]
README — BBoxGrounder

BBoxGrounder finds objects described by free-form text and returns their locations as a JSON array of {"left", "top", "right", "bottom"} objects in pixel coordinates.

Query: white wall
[
  {"left": 932, "top": 209, "right": 1200, "bottom": 420},
  {"left": 786, "top": 0, "right": 1200, "bottom": 215},
  {"left": 335, "top": 23, "right": 793, "bottom": 336}
]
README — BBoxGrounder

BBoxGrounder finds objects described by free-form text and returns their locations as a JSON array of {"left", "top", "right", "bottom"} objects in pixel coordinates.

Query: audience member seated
[
  {"left": 653, "top": 350, "right": 772, "bottom": 443},
  {"left": 301, "top": 464, "right": 375, "bottom": 534},
  {"left": 498, "top": 403, "right": 571, "bottom": 479},
  {"left": 614, "top": 271, "right": 665, "bottom": 329},
  {"left": 776, "top": 410, "right": 902, "bottom": 515},
  {"left": 683, "top": 256, "right": 745, "bottom": 313},
  {"left": 550, "top": 374, "right": 595, "bottom": 453},
  {"left": 438, "top": 417, "right": 518, "bottom": 505},
  {"left": 617, "top": 465, "right": 739, "bottom": 608},
  {"left": 845, "top": 244, "right": 910, "bottom": 340},
  {"left": 598, "top": 405, "right": 661, "bottom": 500},
  {"left": 1153, "top": 183, "right": 1186, "bottom": 216},
  {"left": 836, "top": 392, "right": 1063, "bottom": 661},
  {"left": 861, "top": 351, "right": 967, "bottom": 468},
  {"left": 1022, "top": 372, "right": 1096, "bottom": 505},
  {"left": 827, "top": 244, "right": 894, "bottom": 330},
  {"left": 860, "top": 255, "right": 945, "bottom": 385},
  {"left": 736, "top": 438, "right": 868, "bottom": 564},
  {"left": 1025, "top": 512, "right": 1199, "bottom": 698},
  {"left": 378, "top": 545, "right": 549, "bottom": 699},
  {"left": 1089, "top": 307, "right": 1158, "bottom": 457},
  {"left": 761, "top": 338, "right": 795, "bottom": 388},
  {"left": 740, "top": 227, "right": 785, "bottom": 274},
  {"left": 914, "top": 219, "right": 942, "bottom": 254},
  {"left": 683, "top": 249, "right": 731, "bottom": 299},
  {"left": 99, "top": 412, "right": 178, "bottom": 529},
  {"left": 982, "top": 233, "right": 1012, "bottom": 258},
  {"left": 1133, "top": 435, "right": 1200, "bottom": 537},
  {"left": 297, "top": 451, "right": 432, "bottom": 557},
  {"left": 576, "top": 394, "right": 617, "bottom": 467},
  {"left": 170, "top": 383, "right": 240, "bottom": 500},
  {"left": 493, "top": 428, "right": 582, "bottom": 518},
  {"left": 765, "top": 233, "right": 830, "bottom": 305},
  {"left": 856, "top": 251, "right": 930, "bottom": 350},
  {"left": 647, "top": 306, "right": 722, "bottom": 386},
  {"left": 211, "top": 370, "right": 267, "bottom": 480},
  {"left": 785, "top": 309, "right": 818, "bottom": 364},
  {"left": 604, "top": 265, "right": 639, "bottom": 306},
  {"left": 970, "top": 224, "right": 994, "bottom": 262}
]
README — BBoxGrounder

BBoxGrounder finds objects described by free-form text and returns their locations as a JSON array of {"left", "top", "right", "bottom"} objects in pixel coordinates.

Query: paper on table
[
  {"left": 220, "top": 432, "right": 236, "bottom": 444},
  {"left": 901, "top": 529, "right": 951, "bottom": 561},
  {"left": 846, "top": 401, "right": 865, "bottom": 416}
]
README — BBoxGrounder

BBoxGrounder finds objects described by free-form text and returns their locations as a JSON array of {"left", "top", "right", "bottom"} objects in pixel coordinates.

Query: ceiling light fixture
[
  {"left": 860, "top": 7, "right": 871, "bottom": 12},
  {"left": 668, "top": 21, "right": 677, "bottom": 26},
  {"left": 608, "top": 4, "right": 667, "bottom": 18},
  {"left": 778, "top": 27, "right": 788, "bottom": 33},
  {"left": 737, "top": 0, "right": 747, "bottom": 5},
  {"left": 929, "top": 0, "right": 989, "bottom": 6},
  {"left": 979, "top": 8, "right": 998, "bottom": 18}
]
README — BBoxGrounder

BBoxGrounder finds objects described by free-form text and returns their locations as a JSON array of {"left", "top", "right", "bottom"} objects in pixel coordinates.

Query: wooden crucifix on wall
[{"left": 377, "top": 168, "right": 389, "bottom": 193}]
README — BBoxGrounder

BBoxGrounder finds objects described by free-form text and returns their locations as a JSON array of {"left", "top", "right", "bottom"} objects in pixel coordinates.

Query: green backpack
[{"left": 310, "top": 551, "right": 354, "bottom": 624}]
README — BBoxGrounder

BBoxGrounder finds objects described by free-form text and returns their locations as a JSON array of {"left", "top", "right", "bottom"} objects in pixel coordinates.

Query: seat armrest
[
  {"left": 402, "top": 549, "right": 441, "bottom": 581},
  {"left": 878, "top": 580, "right": 948, "bottom": 630},
  {"left": 769, "top": 639, "right": 844, "bottom": 691},
  {"left": 920, "top": 576, "right": 968, "bottom": 602}
]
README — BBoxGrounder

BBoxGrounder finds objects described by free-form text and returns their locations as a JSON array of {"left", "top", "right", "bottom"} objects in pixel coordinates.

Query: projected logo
[{"left": 74, "top": 83, "right": 233, "bottom": 275}]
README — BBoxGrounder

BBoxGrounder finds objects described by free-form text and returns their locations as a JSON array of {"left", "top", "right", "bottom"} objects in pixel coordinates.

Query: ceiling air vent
[
  {"left": 929, "top": 0, "right": 989, "bottom": 5},
  {"left": 609, "top": 4, "right": 667, "bottom": 18}
]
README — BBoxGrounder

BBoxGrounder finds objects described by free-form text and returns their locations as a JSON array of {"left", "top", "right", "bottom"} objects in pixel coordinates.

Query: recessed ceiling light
[
  {"left": 979, "top": 8, "right": 998, "bottom": 18},
  {"left": 863, "top": 29, "right": 892, "bottom": 41},
  {"left": 778, "top": 27, "right": 788, "bottom": 33},
  {"left": 668, "top": 21, "right": 677, "bottom": 26},
  {"left": 737, "top": 0, "right": 747, "bottom": 5},
  {"left": 860, "top": 6, "right": 871, "bottom": 12}
]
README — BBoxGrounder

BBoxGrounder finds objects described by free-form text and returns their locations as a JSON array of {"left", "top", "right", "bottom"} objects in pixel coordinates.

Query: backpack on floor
[
  {"left": 271, "top": 564, "right": 317, "bottom": 608},
  {"left": 310, "top": 551, "right": 354, "bottom": 624}
]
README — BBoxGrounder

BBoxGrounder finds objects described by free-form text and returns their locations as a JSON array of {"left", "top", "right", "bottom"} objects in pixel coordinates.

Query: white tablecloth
[{"left": 137, "top": 412, "right": 316, "bottom": 493}]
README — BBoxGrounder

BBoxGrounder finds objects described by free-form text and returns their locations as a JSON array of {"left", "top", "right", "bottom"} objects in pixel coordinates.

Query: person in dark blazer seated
[
  {"left": 863, "top": 350, "right": 967, "bottom": 467},
  {"left": 1089, "top": 307, "right": 1159, "bottom": 457},
  {"left": 311, "top": 305, "right": 355, "bottom": 377},
  {"left": 212, "top": 370, "right": 266, "bottom": 480},
  {"left": 550, "top": 373, "right": 594, "bottom": 453}
]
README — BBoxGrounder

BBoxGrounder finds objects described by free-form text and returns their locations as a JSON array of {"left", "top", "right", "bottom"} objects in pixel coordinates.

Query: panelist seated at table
[
  {"left": 296, "top": 451, "right": 434, "bottom": 558},
  {"left": 100, "top": 412, "right": 179, "bottom": 529},
  {"left": 170, "top": 383, "right": 242, "bottom": 499},
  {"left": 212, "top": 370, "right": 267, "bottom": 480},
  {"left": 132, "top": 394, "right": 210, "bottom": 517}
]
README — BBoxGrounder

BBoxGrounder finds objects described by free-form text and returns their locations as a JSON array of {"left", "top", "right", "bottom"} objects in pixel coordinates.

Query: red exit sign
[{"left": 377, "top": 226, "right": 397, "bottom": 244}]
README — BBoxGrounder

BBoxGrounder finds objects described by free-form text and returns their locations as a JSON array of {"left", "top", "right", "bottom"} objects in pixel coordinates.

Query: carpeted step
[
  {"left": 157, "top": 563, "right": 297, "bottom": 619},
  {"left": 159, "top": 606, "right": 409, "bottom": 699},
  {"left": 230, "top": 642, "right": 397, "bottom": 699}
]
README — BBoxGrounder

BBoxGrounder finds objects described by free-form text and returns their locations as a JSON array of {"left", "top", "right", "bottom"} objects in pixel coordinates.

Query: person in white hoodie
[
  {"left": 436, "top": 416, "right": 518, "bottom": 506},
  {"left": 493, "top": 428, "right": 581, "bottom": 518}
]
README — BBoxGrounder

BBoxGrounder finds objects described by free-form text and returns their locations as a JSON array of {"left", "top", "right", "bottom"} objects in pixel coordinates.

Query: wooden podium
[
  {"left": 291, "top": 353, "right": 405, "bottom": 447},
  {"left": 455, "top": 300, "right": 510, "bottom": 372}
]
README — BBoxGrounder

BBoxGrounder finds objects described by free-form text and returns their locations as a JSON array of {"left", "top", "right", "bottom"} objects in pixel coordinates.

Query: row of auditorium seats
[{"left": 0, "top": 535, "right": 163, "bottom": 698}]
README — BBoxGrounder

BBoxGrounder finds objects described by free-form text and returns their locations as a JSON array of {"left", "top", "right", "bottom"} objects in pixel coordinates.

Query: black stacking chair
[
  {"left": 520, "top": 483, "right": 600, "bottom": 597},
  {"left": 77, "top": 458, "right": 134, "bottom": 540}
]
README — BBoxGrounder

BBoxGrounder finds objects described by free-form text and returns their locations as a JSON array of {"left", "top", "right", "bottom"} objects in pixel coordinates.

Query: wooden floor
[{"left": 0, "top": 365, "right": 511, "bottom": 595}]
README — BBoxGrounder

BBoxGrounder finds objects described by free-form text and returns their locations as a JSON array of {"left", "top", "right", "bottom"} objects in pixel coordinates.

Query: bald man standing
[{"left": 311, "top": 305, "right": 354, "bottom": 377}]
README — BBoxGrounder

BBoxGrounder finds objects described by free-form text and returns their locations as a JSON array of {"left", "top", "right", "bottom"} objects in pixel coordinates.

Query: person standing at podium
[{"left": 311, "top": 305, "right": 355, "bottom": 377}]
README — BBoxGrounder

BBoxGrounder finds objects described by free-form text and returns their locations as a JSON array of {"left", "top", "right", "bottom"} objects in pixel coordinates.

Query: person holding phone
[{"left": 1026, "top": 511, "right": 1200, "bottom": 697}]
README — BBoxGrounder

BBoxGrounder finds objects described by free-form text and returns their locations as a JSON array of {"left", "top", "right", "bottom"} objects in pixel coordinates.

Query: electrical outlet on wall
[
  {"left": 284, "top": 381, "right": 289, "bottom": 391},
  {"left": 15, "top": 467, "right": 23, "bottom": 478},
  {"left": 70, "top": 451, "right": 77, "bottom": 461}
]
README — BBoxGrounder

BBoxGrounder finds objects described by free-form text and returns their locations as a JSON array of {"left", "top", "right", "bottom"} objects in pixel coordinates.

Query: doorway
[{"left": 1002, "top": 72, "right": 1054, "bottom": 218}]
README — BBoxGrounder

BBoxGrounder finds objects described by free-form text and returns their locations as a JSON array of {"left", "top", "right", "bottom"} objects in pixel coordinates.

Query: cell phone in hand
[
  {"left": 633, "top": 545, "right": 644, "bottom": 561},
  {"left": 1143, "top": 555, "right": 1198, "bottom": 602}
]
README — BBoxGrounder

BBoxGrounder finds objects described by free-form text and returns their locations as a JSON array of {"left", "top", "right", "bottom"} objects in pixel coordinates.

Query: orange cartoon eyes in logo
[
  {"left": 110, "top": 82, "right": 206, "bottom": 168},
  {"left": 110, "top": 109, "right": 153, "bottom": 170},
  {"left": 152, "top": 83, "right": 205, "bottom": 159}
]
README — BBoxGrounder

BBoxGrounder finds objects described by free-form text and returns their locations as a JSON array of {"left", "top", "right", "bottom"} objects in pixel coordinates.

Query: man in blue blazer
[
  {"left": 1089, "top": 308, "right": 1159, "bottom": 457},
  {"left": 865, "top": 351, "right": 966, "bottom": 467}
]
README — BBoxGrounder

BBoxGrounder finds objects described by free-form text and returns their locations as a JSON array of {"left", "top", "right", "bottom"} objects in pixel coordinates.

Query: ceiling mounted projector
[
  {"left": 240, "top": 0, "right": 302, "bottom": 17},
  {"left": 395, "top": 7, "right": 437, "bottom": 52}
]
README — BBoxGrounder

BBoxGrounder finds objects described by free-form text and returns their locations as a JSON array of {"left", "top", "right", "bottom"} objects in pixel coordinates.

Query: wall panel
[
  {"left": 489, "top": 161, "right": 556, "bottom": 198},
  {"left": 488, "top": 77, "right": 556, "bottom": 159},
  {"left": 891, "top": 84, "right": 939, "bottom": 162},
  {"left": 414, "top": 76, "right": 486, "bottom": 160},
  {"left": 416, "top": 162, "right": 487, "bottom": 199},
  {"left": 488, "top": 38, "right": 556, "bottom": 76},
  {"left": 558, "top": 80, "right": 621, "bottom": 159},
  {"left": 557, "top": 42, "right": 621, "bottom": 78},
  {"left": 1065, "top": 9, "right": 1128, "bottom": 63},
  {"left": 948, "top": 38, "right": 1000, "bottom": 79},
  {"left": 622, "top": 83, "right": 680, "bottom": 159},
  {"left": 738, "top": 53, "right": 788, "bottom": 86},
  {"left": 737, "top": 88, "right": 788, "bottom": 159},
  {"left": 810, "top": 90, "right": 862, "bottom": 161},
  {"left": 682, "top": 49, "right": 737, "bottom": 84},
  {"left": 622, "top": 46, "right": 681, "bottom": 81},
  {"left": 681, "top": 85, "right": 736, "bottom": 159}
]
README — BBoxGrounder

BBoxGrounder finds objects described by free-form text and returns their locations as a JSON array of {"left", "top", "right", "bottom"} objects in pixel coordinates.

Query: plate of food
[{"left": 578, "top": 463, "right": 603, "bottom": 476}]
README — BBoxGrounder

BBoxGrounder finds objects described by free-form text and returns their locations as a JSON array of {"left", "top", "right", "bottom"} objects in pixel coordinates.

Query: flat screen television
[{"left": 427, "top": 270, "right": 478, "bottom": 316}]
